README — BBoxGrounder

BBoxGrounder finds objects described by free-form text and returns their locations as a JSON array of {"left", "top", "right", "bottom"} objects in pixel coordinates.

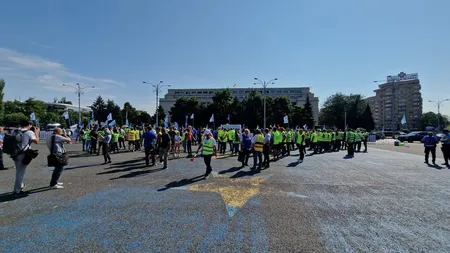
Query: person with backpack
[
  {"left": 47, "top": 128, "right": 71, "bottom": 189},
  {"left": 4, "top": 120, "right": 39, "bottom": 196}
]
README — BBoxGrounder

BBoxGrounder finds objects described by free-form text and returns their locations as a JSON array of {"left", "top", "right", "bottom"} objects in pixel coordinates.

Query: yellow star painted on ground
[{"left": 187, "top": 174, "right": 267, "bottom": 217}]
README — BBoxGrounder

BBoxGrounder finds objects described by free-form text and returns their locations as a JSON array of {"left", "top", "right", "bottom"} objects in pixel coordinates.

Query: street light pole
[
  {"left": 143, "top": 80, "right": 169, "bottom": 127},
  {"left": 428, "top": 99, "right": 449, "bottom": 131},
  {"left": 254, "top": 77, "right": 278, "bottom": 129},
  {"left": 62, "top": 83, "right": 95, "bottom": 126}
]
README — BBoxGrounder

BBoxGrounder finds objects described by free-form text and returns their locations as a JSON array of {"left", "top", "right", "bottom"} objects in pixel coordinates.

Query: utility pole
[
  {"left": 62, "top": 83, "right": 95, "bottom": 126},
  {"left": 143, "top": 80, "right": 169, "bottom": 127},
  {"left": 429, "top": 99, "right": 449, "bottom": 131},
  {"left": 254, "top": 77, "right": 278, "bottom": 129}
]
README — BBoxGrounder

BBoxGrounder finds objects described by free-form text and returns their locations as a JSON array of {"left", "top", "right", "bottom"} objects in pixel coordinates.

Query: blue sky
[{"left": 1, "top": 0, "right": 449, "bottom": 116}]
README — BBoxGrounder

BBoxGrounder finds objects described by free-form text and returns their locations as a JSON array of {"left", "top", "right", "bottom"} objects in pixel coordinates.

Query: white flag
[
  {"left": 209, "top": 114, "right": 214, "bottom": 122},
  {"left": 190, "top": 114, "right": 194, "bottom": 119},
  {"left": 401, "top": 114, "right": 407, "bottom": 125},
  {"left": 283, "top": 115, "right": 288, "bottom": 124},
  {"left": 107, "top": 113, "right": 113, "bottom": 121},
  {"left": 63, "top": 111, "right": 69, "bottom": 119},
  {"left": 30, "top": 113, "right": 36, "bottom": 121}
]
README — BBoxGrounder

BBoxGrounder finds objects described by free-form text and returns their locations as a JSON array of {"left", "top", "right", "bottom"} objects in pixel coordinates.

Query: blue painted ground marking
[
  {"left": 199, "top": 212, "right": 229, "bottom": 253},
  {"left": 226, "top": 204, "right": 239, "bottom": 217},
  {"left": 287, "top": 192, "right": 309, "bottom": 199},
  {"left": 1, "top": 185, "right": 270, "bottom": 252},
  {"left": 251, "top": 199, "right": 269, "bottom": 253}
]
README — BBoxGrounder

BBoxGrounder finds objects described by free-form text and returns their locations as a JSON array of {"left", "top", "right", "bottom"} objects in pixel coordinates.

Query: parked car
[
  {"left": 397, "top": 131, "right": 428, "bottom": 143},
  {"left": 436, "top": 133, "right": 445, "bottom": 140}
]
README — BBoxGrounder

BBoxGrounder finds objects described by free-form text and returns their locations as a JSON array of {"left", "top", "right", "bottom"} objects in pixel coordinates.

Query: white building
[
  {"left": 46, "top": 102, "right": 93, "bottom": 112},
  {"left": 160, "top": 87, "right": 319, "bottom": 123}
]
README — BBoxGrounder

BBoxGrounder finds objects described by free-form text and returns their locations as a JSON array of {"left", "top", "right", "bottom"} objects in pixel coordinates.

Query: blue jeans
[
  {"left": 85, "top": 140, "right": 91, "bottom": 152},
  {"left": 253, "top": 151, "right": 262, "bottom": 169}
]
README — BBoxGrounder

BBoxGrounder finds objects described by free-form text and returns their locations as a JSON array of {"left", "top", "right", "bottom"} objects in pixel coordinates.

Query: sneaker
[
  {"left": 52, "top": 185, "right": 64, "bottom": 189},
  {"left": 298, "top": 159, "right": 303, "bottom": 163},
  {"left": 57, "top": 182, "right": 63, "bottom": 186},
  {"left": 106, "top": 160, "right": 112, "bottom": 164}
]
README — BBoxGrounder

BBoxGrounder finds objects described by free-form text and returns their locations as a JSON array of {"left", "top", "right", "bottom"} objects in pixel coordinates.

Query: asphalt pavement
[{"left": 1, "top": 142, "right": 450, "bottom": 252}]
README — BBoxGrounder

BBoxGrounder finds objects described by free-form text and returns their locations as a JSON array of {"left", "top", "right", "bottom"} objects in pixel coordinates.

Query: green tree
[
  {"left": 241, "top": 90, "right": 263, "bottom": 129},
  {"left": 421, "top": 112, "right": 450, "bottom": 130},
  {"left": 211, "top": 89, "right": 233, "bottom": 124},
  {"left": 271, "top": 96, "right": 291, "bottom": 126},
  {"left": 289, "top": 105, "right": 306, "bottom": 128},
  {"left": 303, "top": 95, "right": 315, "bottom": 128},
  {"left": 319, "top": 93, "right": 368, "bottom": 129},
  {"left": 4, "top": 112, "right": 28, "bottom": 127},
  {"left": 22, "top": 98, "right": 47, "bottom": 121},
  {"left": 169, "top": 97, "right": 201, "bottom": 127},
  {"left": 106, "top": 99, "right": 122, "bottom": 124},
  {"left": 135, "top": 110, "right": 152, "bottom": 125},
  {"left": 359, "top": 104, "right": 375, "bottom": 131},
  {"left": 152, "top": 105, "right": 166, "bottom": 127},
  {"left": 90, "top": 96, "right": 107, "bottom": 120},
  {"left": 0, "top": 79, "right": 5, "bottom": 125}
]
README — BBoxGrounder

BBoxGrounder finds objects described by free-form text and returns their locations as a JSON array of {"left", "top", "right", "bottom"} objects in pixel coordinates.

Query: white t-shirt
[
  {"left": 20, "top": 129, "right": 36, "bottom": 150},
  {"left": 47, "top": 134, "right": 67, "bottom": 155}
]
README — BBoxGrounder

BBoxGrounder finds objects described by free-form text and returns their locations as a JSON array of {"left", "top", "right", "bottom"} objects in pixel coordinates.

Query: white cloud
[
  {"left": 0, "top": 47, "right": 126, "bottom": 92},
  {"left": 30, "top": 42, "right": 53, "bottom": 49}
]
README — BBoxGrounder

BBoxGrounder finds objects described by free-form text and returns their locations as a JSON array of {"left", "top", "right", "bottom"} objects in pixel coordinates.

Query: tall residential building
[
  {"left": 160, "top": 87, "right": 320, "bottom": 123},
  {"left": 365, "top": 72, "right": 422, "bottom": 130}
]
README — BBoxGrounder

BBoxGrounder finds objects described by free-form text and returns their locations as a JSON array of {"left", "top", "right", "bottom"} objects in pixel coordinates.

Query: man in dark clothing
[
  {"left": 158, "top": 128, "right": 171, "bottom": 169},
  {"left": 89, "top": 127, "right": 98, "bottom": 154},
  {"left": 143, "top": 127, "right": 157, "bottom": 166},
  {"left": 168, "top": 127, "right": 176, "bottom": 153}
]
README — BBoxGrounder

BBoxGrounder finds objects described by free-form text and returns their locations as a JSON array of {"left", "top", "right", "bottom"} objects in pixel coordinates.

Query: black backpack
[{"left": 3, "top": 130, "right": 26, "bottom": 158}]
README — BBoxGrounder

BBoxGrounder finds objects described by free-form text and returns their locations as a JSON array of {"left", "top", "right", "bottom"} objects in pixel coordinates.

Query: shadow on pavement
[
  {"left": 230, "top": 170, "right": 259, "bottom": 178},
  {"left": 110, "top": 159, "right": 145, "bottom": 166},
  {"left": 287, "top": 161, "right": 300, "bottom": 167},
  {"left": 427, "top": 163, "right": 444, "bottom": 170},
  {"left": 157, "top": 175, "right": 205, "bottom": 191},
  {"left": 64, "top": 164, "right": 99, "bottom": 170},
  {"left": 109, "top": 167, "right": 165, "bottom": 180},
  {"left": 0, "top": 186, "right": 53, "bottom": 203},
  {"left": 98, "top": 164, "right": 147, "bottom": 175},
  {"left": 218, "top": 166, "right": 242, "bottom": 174}
]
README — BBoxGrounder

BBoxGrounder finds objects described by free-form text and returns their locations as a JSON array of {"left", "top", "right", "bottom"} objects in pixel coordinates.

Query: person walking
[
  {"left": 158, "top": 128, "right": 171, "bottom": 169},
  {"left": 127, "top": 127, "right": 135, "bottom": 152},
  {"left": 421, "top": 132, "right": 438, "bottom": 165},
  {"left": 296, "top": 129, "right": 306, "bottom": 162},
  {"left": 47, "top": 128, "right": 71, "bottom": 189},
  {"left": 142, "top": 127, "right": 157, "bottom": 166},
  {"left": 102, "top": 127, "right": 112, "bottom": 164},
  {"left": 251, "top": 129, "right": 264, "bottom": 171},
  {"left": 196, "top": 129, "right": 217, "bottom": 178},
  {"left": 12, "top": 120, "right": 39, "bottom": 196},
  {"left": 186, "top": 127, "right": 193, "bottom": 158},
  {"left": 111, "top": 128, "right": 120, "bottom": 153},
  {"left": 346, "top": 128, "right": 355, "bottom": 158},
  {"left": 262, "top": 128, "right": 271, "bottom": 168},
  {"left": 440, "top": 129, "right": 450, "bottom": 166},
  {"left": 174, "top": 131, "right": 182, "bottom": 158},
  {"left": 241, "top": 129, "right": 252, "bottom": 167},
  {"left": 89, "top": 126, "right": 98, "bottom": 155}
]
